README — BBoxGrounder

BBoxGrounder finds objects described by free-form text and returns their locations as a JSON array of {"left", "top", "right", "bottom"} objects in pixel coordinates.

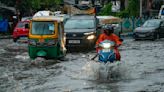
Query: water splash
[
  {"left": 78, "top": 61, "right": 129, "bottom": 81},
  {"left": 0, "top": 49, "right": 6, "bottom": 54},
  {"left": 81, "top": 61, "right": 101, "bottom": 80},
  {"left": 30, "top": 57, "right": 46, "bottom": 65},
  {"left": 15, "top": 52, "right": 29, "bottom": 60}
]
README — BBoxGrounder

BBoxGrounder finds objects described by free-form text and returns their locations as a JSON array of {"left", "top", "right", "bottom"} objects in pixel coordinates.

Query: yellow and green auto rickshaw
[{"left": 28, "top": 15, "right": 66, "bottom": 59}]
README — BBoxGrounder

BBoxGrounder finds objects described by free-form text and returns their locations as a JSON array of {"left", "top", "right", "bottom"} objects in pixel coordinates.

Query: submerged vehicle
[
  {"left": 93, "top": 40, "right": 117, "bottom": 64},
  {"left": 28, "top": 12, "right": 66, "bottom": 59}
]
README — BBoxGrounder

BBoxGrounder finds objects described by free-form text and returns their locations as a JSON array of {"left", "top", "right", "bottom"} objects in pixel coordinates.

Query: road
[{"left": 0, "top": 38, "right": 164, "bottom": 92}]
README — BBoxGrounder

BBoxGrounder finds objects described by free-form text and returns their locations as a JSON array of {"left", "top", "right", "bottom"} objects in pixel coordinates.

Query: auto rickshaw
[{"left": 28, "top": 15, "right": 66, "bottom": 60}]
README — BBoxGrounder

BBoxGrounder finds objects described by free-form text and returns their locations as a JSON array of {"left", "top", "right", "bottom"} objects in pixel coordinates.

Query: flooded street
[{"left": 0, "top": 38, "right": 164, "bottom": 92}]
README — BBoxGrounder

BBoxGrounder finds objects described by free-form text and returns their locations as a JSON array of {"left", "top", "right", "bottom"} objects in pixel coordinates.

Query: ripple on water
[
  {"left": 0, "top": 49, "right": 6, "bottom": 54},
  {"left": 15, "top": 52, "right": 29, "bottom": 60}
]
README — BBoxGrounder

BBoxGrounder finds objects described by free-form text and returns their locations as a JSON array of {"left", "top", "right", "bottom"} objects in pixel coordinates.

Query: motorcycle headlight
[
  {"left": 102, "top": 43, "right": 111, "bottom": 49},
  {"left": 87, "top": 35, "right": 95, "bottom": 40}
]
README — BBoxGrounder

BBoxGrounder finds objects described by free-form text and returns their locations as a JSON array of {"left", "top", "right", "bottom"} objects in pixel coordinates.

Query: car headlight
[
  {"left": 84, "top": 32, "right": 94, "bottom": 35},
  {"left": 101, "top": 43, "right": 111, "bottom": 49},
  {"left": 87, "top": 35, "right": 95, "bottom": 40}
]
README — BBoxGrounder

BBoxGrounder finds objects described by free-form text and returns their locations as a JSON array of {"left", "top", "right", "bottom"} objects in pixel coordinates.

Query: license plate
[
  {"left": 68, "top": 40, "right": 80, "bottom": 44},
  {"left": 102, "top": 49, "right": 110, "bottom": 52}
]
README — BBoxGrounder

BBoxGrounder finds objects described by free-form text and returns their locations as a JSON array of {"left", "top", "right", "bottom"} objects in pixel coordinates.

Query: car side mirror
[{"left": 25, "top": 24, "right": 29, "bottom": 29}]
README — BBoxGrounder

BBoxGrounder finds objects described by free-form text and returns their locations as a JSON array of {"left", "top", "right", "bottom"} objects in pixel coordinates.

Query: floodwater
[{"left": 0, "top": 38, "right": 164, "bottom": 92}]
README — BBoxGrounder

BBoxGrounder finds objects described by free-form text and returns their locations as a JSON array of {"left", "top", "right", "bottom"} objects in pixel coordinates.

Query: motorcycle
[
  {"left": 92, "top": 40, "right": 117, "bottom": 64},
  {"left": 88, "top": 39, "right": 123, "bottom": 80}
]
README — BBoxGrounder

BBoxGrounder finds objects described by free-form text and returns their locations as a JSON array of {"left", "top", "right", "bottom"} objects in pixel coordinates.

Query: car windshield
[
  {"left": 17, "top": 22, "right": 29, "bottom": 28},
  {"left": 142, "top": 20, "right": 161, "bottom": 27},
  {"left": 31, "top": 21, "right": 55, "bottom": 35},
  {"left": 64, "top": 19, "right": 95, "bottom": 30}
]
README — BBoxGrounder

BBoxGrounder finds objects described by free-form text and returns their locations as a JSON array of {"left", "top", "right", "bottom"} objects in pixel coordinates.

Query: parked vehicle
[
  {"left": 64, "top": 15, "right": 99, "bottom": 49},
  {"left": 28, "top": 14, "right": 66, "bottom": 59},
  {"left": 12, "top": 20, "right": 30, "bottom": 42},
  {"left": 133, "top": 19, "right": 164, "bottom": 40}
]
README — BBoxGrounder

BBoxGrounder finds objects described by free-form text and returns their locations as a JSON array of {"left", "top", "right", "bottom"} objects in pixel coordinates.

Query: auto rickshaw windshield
[{"left": 31, "top": 21, "right": 55, "bottom": 35}]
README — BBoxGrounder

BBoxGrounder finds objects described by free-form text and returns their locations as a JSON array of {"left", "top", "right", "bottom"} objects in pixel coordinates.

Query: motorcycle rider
[{"left": 96, "top": 25, "right": 122, "bottom": 61}]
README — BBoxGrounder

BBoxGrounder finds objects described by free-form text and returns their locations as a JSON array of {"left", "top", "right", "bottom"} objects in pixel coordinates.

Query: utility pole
[{"left": 140, "top": 0, "right": 142, "bottom": 17}]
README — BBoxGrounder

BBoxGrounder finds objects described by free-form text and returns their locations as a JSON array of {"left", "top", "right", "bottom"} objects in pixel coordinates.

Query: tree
[
  {"left": 98, "top": 0, "right": 140, "bottom": 17},
  {"left": 98, "top": 3, "right": 113, "bottom": 15},
  {"left": 0, "top": 0, "right": 16, "bottom": 6},
  {"left": 0, "top": 0, "right": 63, "bottom": 16},
  {"left": 126, "top": 0, "right": 139, "bottom": 17}
]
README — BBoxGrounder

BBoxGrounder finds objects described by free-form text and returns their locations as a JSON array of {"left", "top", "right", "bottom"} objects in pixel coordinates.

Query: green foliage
[
  {"left": 0, "top": 0, "right": 16, "bottom": 6},
  {"left": 0, "top": 0, "right": 63, "bottom": 15},
  {"left": 98, "top": 3, "right": 113, "bottom": 15},
  {"left": 98, "top": 0, "right": 140, "bottom": 17},
  {"left": 116, "top": 0, "right": 139, "bottom": 18},
  {"left": 127, "top": 0, "right": 139, "bottom": 17},
  {"left": 31, "top": 0, "right": 41, "bottom": 10},
  {"left": 116, "top": 10, "right": 129, "bottom": 18}
]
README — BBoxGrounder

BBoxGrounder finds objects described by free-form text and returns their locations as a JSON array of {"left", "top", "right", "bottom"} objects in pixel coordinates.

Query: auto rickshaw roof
[{"left": 32, "top": 16, "right": 64, "bottom": 22}]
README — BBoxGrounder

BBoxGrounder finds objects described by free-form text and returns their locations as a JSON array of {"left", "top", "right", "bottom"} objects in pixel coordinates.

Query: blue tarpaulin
[{"left": 0, "top": 19, "right": 8, "bottom": 32}]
